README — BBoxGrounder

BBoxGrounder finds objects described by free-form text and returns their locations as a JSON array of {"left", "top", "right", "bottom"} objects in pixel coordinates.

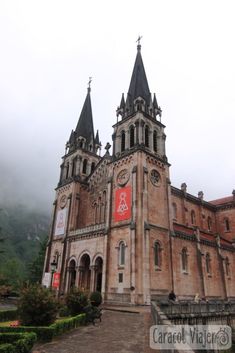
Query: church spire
[
  {"left": 66, "top": 81, "right": 99, "bottom": 154},
  {"left": 127, "top": 41, "right": 151, "bottom": 104},
  {"left": 116, "top": 41, "right": 161, "bottom": 120},
  {"left": 75, "top": 84, "right": 95, "bottom": 144}
]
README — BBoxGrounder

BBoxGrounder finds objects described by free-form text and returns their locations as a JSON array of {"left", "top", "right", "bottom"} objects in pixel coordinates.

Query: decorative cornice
[
  {"left": 68, "top": 232, "right": 105, "bottom": 242},
  {"left": 171, "top": 186, "right": 216, "bottom": 211},
  {"left": 172, "top": 231, "right": 197, "bottom": 242}
]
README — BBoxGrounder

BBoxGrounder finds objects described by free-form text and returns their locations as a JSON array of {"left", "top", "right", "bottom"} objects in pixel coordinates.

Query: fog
[{"left": 1, "top": 0, "right": 235, "bottom": 212}]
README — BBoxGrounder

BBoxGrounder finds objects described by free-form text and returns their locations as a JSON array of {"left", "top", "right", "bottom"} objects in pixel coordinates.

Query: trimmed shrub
[
  {"left": 0, "top": 332, "right": 37, "bottom": 353},
  {"left": 58, "top": 304, "right": 70, "bottom": 318},
  {"left": 0, "top": 314, "right": 86, "bottom": 342},
  {"left": 0, "top": 343, "right": 13, "bottom": 353},
  {"left": 83, "top": 305, "right": 102, "bottom": 324},
  {"left": 89, "top": 291, "right": 102, "bottom": 307},
  {"left": 0, "top": 310, "right": 18, "bottom": 323},
  {"left": 18, "top": 283, "right": 58, "bottom": 326},
  {"left": 65, "top": 288, "right": 88, "bottom": 316}
]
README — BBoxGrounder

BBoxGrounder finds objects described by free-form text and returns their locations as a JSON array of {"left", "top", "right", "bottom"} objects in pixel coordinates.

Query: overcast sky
[{"left": 0, "top": 0, "right": 235, "bottom": 211}]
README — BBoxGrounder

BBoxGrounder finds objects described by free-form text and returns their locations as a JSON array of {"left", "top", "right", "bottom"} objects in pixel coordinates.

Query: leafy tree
[
  {"left": 28, "top": 237, "right": 48, "bottom": 283},
  {"left": 65, "top": 288, "right": 88, "bottom": 316},
  {"left": 18, "top": 283, "right": 58, "bottom": 326}
]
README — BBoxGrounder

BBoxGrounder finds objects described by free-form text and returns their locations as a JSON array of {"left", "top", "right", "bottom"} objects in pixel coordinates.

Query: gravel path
[{"left": 33, "top": 309, "right": 155, "bottom": 353}]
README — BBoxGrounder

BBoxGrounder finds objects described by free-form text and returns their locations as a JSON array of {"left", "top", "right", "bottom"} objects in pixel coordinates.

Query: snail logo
[
  {"left": 215, "top": 327, "right": 230, "bottom": 348},
  {"left": 114, "top": 186, "right": 131, "bottom": 221}
]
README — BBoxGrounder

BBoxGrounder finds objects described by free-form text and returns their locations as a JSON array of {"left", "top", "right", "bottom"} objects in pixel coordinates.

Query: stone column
[
  {"left": 143, "top": 223, "right": 151, "bottom": 305},
  {"left": 90, "top": 265, "right": 97, "bottom": 292},
  {"left": 195, "top": 228, "right": 206, "bottom": 298},
  {"left": 216, "top": 235, "right": 228, "bottom": 299},
  {"left": 130, "top": 166, "right": 137, "bottom": 304},
  {"left": 78, "top": 266, "right": 85, "bottom": 288},
  {"left": 102, "top": 177, "right": 112, "bottom": 299},
  {"left": 142, "top": 168, "right": 151, "bottom": 305}
]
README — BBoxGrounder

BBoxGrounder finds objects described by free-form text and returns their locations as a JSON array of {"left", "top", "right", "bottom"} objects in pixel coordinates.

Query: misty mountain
[{"left": 0, "top": 203, "right": 50, "bottom": 287}]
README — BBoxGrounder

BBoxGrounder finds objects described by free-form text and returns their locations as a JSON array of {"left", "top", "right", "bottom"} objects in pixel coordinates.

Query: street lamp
[{"left": 50, "top": 259, "right": 57, "bottom": 288}]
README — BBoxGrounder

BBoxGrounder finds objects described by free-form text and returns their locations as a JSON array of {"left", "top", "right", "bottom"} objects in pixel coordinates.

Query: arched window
[
  {"left": 121, "top": 131, "right": 125, "bottom": 152},
  {"left": 191, "top": 210, "right": 196, "bottom": 225},
  {"left": 153, "top": 130, "right": 157, "bottom": 152},
  {"left": 91, "top": 162, "right": 95, "bottom": 174},
  {"left": 181, "top": 248, "right": 188, "bottom": 272},
  {"left": 98, "top": 196, "right": 102, "bottom": 223},
  {"left": 82, "top": 159, "right": 87, "bottom": 174},
  {"left": 89, "top": 144, "right": 92, "bottom": 151},
  {"left": 65, "top": 162, "right": 69, "bottom": 179},
  {"left": 206, "top": 253, "right": 211, "bottom": 274},
  {"left": 71, "top": 158, "right": 76, "bottom": 177},
  {"left": 207, "top": 216, "right": 212, "bottom": 231},
  {"left": 145, "top": 126, "right": 149, "bottom": 147},
  {"left": 103, "top": 191, "right": 107, "bottom": 222},
  {"left": 94, "top": 203, "right": 98, "bottom": 223},
  {"left": 172, "top": 203, "right": 177, "bottom": 220},
  {"left": 119, "top": 241, "right": 125, "bottom": 266},
  {"left": 79, "top": 139, "right": 84, "bottom": 148},
  {"left": 225, "top": 218, "right": 230, "bottom": 232},
  {"left": 225, "top": 257, "right": 230, "bottom": 276},
  {"left": 130, "top": 126, "right": 135, "bottom": 148},
  {"left": 154, "top": 241, "right": 161, "bottom": 268}
]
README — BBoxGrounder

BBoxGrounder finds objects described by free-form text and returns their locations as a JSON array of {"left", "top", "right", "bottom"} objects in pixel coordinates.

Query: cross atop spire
[
  {"left": 136, "top": 35, "right": 142, "bottom": 51},
  {"left": 88, "top": 77, "right": 92, "bottom": 92}
]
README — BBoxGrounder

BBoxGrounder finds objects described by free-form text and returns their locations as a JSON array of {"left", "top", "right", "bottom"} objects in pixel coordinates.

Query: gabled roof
[
  {"left": 210, "top": 196, "right": 233, "bottom": 206},
  {"left": 127, "top": 45, "right": 151, "bottom": 102},
  {"left": 75, "top": 88, "right": 94, "bottom": 142}
]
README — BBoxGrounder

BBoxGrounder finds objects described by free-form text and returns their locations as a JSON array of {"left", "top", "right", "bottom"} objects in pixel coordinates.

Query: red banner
[
  {"left": 114, "top": 186, "right": 131, "bottom": 222},
  {"left": 52, "top": 272, "right": 60, "bottom": 288}
]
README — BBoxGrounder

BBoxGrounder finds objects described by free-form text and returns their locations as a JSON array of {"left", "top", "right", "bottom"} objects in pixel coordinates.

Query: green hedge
[
  {"left": 0, "top": 332, "right": 37, "bottom": 353},
  {"left": 0, "top": 313, "right": 86, "bottom": 342},
  {"left": 0, "top": 310, "right": 18, "bottom": 323}
]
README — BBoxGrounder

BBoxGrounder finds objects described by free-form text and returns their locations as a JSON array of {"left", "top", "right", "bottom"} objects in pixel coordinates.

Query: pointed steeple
[
  {"left": 75, "top": 87, "right": 95, "bottom": 143},
  {"left": 127, "top": 44, "right": 151, "bottom": 103},
  {"left": 95, "top": 130, "right": 100, "bottom": 145}
]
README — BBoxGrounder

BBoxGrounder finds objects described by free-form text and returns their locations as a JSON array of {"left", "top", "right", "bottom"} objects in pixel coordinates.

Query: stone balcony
[{"left": 69, "top": 223, "right": 106, "bottom": 237}]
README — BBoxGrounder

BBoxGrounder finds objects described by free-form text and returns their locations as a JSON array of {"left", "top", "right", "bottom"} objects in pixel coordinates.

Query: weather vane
[
  {"left": 88, "top": 77, "right": 92, "bottom": 89},
  {"left": 136, "top": 35, "right": 142, "bottom": 46}
]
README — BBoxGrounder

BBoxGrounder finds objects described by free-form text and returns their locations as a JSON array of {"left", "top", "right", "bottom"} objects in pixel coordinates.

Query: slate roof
[
  {"left": 127, "top": 45, "right": 151, "bottom": 103},
  {"left": 75, "top": 88, "right": 94, "bottom": 142},
  {"left": 210, "top": 196, "right": 233, "bottom": 206}
]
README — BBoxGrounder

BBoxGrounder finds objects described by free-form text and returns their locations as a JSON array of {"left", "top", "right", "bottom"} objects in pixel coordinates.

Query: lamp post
[{"left": 50, "top": 259, "right": 57, "bottom": 288}]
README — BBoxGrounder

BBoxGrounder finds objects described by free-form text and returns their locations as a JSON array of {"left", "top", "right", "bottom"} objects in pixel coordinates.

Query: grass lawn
[{"left": 0, "top": 321, "right": 12, "bottom": 327}]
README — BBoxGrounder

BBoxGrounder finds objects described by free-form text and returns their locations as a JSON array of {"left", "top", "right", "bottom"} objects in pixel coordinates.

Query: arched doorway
[
  {"left": 68, "top": 259, "right": 76, "bottom": 290},
  {"left": 79, "top": 254, "right": 91, "bottom": 290},
  {"left": 95, "top": 257, "right": 103, "bottom": 292}
]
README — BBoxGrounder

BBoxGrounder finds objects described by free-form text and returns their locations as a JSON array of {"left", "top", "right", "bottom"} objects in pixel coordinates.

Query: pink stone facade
[{"left": 43, "top": 46, "right": 235, "bottom": 304}]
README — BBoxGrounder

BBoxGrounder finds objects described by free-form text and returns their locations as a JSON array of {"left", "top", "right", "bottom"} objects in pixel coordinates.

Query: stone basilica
[{"left": 43, "top": 44, "right": 235, "bottom": 304}]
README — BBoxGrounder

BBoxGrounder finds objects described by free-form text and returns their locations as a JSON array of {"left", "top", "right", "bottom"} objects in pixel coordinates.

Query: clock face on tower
[{"left": 117, "top": 169, "right": 130, "bottom": 186}]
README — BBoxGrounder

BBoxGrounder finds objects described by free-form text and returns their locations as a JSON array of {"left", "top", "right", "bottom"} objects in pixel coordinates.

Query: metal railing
[{"left": 157, "top": 300, "right": 235, "bottom": 316}]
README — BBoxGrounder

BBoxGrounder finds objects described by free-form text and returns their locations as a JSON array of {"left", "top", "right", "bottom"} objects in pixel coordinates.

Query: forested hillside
[{"left": 0, "top": 204, "right": 50, "bottom": 289}]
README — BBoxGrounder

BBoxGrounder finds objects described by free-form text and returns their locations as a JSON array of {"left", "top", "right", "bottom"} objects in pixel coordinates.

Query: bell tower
[
  {"left": 112, "top": 43, "right": 167, "bottom": 163},
  {"left": 58, "top": 84, "right": 101, "bottom": 187},
  {"left": 108, "top": 43, "right": 172, "bottom": 305}
]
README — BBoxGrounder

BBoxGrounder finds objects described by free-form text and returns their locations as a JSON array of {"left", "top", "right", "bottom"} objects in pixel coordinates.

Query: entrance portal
[
  {"left": 95, "top": 257, "right": 103, "bottom": 292},
  {"left": 68, "top": 259, "right": 76, "bottom": 290},
  {"left": 80, "top": 254, "right": 91, "bottom": 290}
]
